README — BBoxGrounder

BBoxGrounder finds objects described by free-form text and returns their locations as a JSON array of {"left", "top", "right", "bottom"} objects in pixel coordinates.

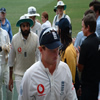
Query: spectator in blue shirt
[{"left": 0, "top": 7, "right": 13, "bottom": 42}]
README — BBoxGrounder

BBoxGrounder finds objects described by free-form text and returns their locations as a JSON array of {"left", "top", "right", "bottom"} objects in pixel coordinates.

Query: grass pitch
[{"left": 1, "top": 0, "right": 93, "bottom": 37}]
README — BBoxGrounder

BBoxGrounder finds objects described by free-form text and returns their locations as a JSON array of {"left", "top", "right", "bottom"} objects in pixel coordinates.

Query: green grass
[
  {"left": 1, "top": 0, "right": 97, "bottom": 37},
  {"left": 1, "top": 0, "right": 94, "bottom": 37}
]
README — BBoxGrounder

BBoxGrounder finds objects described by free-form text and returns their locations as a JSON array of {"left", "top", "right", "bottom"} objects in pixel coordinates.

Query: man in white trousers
[
  {"left": 8, "top": 15, "right": 40, "bottom": 96},
  {"left": 0, "top": 19, "right": 11, "bottom": 100}
]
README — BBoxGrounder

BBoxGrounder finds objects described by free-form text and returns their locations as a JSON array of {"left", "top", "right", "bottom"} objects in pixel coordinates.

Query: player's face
[
  {"left": 20, "top": 22, "right": 30, "bottom": 37},
  {"left": 82, "top": 21, "right": 88, "bottom": 36},
  {"left": 57, "top": 6, "right": 64, "bottom": 15},
  {"left": 40, "top": 46, "right": 59, "bottom": 65},
  {"left": 29, "top": 16, "right": 36, "bottom": 23},
  {"left": 89, "top": 6, "right": 94, "bottom": 10}
]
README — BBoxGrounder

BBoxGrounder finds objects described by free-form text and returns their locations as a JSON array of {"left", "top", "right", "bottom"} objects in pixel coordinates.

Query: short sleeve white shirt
[{"left": 18, "top": 61, "right": 77, "bottom": 100}]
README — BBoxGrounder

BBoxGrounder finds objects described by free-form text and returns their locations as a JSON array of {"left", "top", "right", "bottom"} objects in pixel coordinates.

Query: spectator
[
  {"left": 0, "top": 7, "right": 13, "bottom": 42},
  {"left": 52, "top": 1, "right": 71, "bottom": 31},
  {"left": 41, "top": 11, "right": 51, "bottom": 30},
  {"left": 57, "top": 18, "right": 77, "bottom": 84},
  {"left": 89, "top": 0, "right": 100, "bottom": 10},
  {"left": 74, "top": 9, "right": 96, "bottom": 49},
  {"left": 93, "top": 4, "right": 100, "bottom": 37},
  {"left": 77, "top": 14, "right": 100, "bottom": 100}
]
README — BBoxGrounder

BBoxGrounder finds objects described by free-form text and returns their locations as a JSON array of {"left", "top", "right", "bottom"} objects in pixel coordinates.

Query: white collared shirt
[
  {"left": 18, "top": 60, "right": 77, "bottom": 100},
  {"left": 8, "top": 32, "right": 40, "bottom": 76},
  {"left": 0, "top": 28, "right": 10, "bottom": 64}
]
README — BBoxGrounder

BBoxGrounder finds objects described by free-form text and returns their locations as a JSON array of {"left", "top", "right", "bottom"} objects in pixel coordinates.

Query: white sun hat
[
  {"left": 25, "top": 6, "right": 40, "bottom": 17},
  {"left": 56, "top": 1, "right": 66, "bottom": 10},
  {"left": 16, "top": 14, "right": 33, "bottom": 27}
]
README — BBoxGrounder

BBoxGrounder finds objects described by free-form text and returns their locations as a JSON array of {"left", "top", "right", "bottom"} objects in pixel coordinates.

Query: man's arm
[
  {"left": 77, "top": 63, "right": 84, "bottom": 72},
  {"left": 8, "top": 20, "right": 13, "bottom": 42},
  {"left": 9, "top": 67, "right": 13, "bottom": 91},
  {"left": 8, "top": 40, "right": 16, "bottom": 91}
]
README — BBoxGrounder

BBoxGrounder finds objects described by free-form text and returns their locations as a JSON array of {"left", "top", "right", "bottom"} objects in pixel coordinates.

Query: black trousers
[{"left": 81, "top": 86, "right": 98, "bottom": 100}]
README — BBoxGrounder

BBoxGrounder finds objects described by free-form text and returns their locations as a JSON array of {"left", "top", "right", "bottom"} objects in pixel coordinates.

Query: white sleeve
[
  {"left": 8, "top": 40, "right": 16, "bottom": 67},
  {"left": 52, "top": 15, "right": 56, "bottom": 28},
  {"left": 65, "top": 66, "right": 78, "bottom": 100},
  {"left": 35, "top": 37, "right": 40, "bottom": 62},
  {"left": 18, "top": 71, "right": 30, "bottom": 100},
  {"left": 6, "top": 32, "right": 10, "bottom": 44},
  {"left": 18, "top": 69, "right": 36, "bottom": 100},
  {"left": 38, "top": 24, "right": 42, "bottom": 38},
  {"left": 65, "top": 15, "right": 71, "bottom": 24}
]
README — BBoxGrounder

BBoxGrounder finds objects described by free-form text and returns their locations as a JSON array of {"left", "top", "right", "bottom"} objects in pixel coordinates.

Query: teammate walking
[
  {"left": 8, "top": 15, "right": 40, "bottom": 95},
  {"left": 25, "top": 6, "right": 42, "bottom": 37},
  {"left": 0, "top": 19, "right": 11, "bottom": 100}
]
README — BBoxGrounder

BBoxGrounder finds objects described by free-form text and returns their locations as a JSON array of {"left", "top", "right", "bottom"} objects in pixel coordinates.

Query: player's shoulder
[
  {"left": 13, "top": 32, "right": 20, "bottom": 39},
  {"left": 59, "top": 61, "right": 70, "bottom": 71},
  {"left": 26, "top": 61, "right": 41, "bottom": 73},
  {"left": 30, "top": 31, "right": 39, "bottom": 39},
  {"left": 58, "top": 61, "right": 72, "bottom": 77},
  {"left": 0, "top": 28, "right": 8, "bottom": 35}
]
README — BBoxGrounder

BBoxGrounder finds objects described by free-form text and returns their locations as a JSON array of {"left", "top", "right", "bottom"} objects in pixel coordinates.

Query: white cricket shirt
[
  {"left": 31, "top": 21, "right": 42, "bottom": 37},
  {"left": 18, "top": 60, "right": 77, "bottom": 100},
  {"left": 0, "top": 28, "right": 10, "bottom": 64},
  {"left": 52, "top": 13, "right": 71, "bottom": 31}
]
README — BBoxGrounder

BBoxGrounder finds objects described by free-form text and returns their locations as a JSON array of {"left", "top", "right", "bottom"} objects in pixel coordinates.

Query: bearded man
[{"left": 8, "top": 15, "right": 40, "bottom": 96}]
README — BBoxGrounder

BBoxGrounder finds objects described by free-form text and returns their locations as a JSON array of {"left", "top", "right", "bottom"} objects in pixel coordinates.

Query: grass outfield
[{"left": 1, "top": 0, "right": 94, "bottom": 37}]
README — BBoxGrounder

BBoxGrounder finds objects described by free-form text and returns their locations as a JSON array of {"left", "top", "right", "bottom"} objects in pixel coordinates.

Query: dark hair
[
  {"left": 82, "top": 14, "right": 96, "bottom": 33},
  {"left": 59, "top": 26, "right": 72, "bottom": 57},
  {"left": 42, "top": 11, "right": 49, "bottom": 20},
  {"left": 89, "top": 1, "right": 100, "bottom": 7},
  {"left": 93, "top": 4, "right": 100, "bottom": 14},
  {"left": 84, "top": 9, "right": 96, "bottom": 17}
]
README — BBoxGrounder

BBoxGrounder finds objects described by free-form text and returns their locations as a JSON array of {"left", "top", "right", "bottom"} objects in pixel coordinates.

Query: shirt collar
[
  {"left": 40, "top": 56, "right": 60, "bottom": 75},
  {"left": 20, "top": 32, "right": 31, "bottom": 41}
]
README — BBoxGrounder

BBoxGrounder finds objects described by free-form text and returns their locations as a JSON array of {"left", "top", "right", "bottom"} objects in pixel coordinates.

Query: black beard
[{"left": 21, "top": 29, "right": 30, "bottom": 37}]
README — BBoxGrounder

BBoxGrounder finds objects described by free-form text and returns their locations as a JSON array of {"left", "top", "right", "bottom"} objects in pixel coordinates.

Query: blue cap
[
  {"left": 58, "top": 18, "right": 72, "bottom": 34},
  {"left": 39, "top": 27, "right": 62, "bottom": 49},
  {"left": 0, "top": 7, "right": 6, "bottom": 13}
]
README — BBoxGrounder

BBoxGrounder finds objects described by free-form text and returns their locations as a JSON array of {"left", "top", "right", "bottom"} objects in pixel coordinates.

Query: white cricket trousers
[
  {"left": 0, "top": 64, "right": 12, "bottom": 100},
  {"left": 15, "top": 75, "right": 23, "bottom": 95}
]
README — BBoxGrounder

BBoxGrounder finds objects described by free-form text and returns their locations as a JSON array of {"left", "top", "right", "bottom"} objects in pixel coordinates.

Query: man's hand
[
  {"left": 9, "top": 78, "right": 13, "bottom": 92},
  {"left": 2, "top": 44, "right": 10, "bottom": 52}
]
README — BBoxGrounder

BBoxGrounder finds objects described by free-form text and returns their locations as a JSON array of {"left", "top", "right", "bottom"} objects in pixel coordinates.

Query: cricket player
[
  {"left": 25, "top": 6, "right": 42, "bottom": 37},
  {"left": 18, "top": 27, "right": 78, "bottom": 100},
  {"left": 0, "top": 19, "right": 11, "bottom": 100},
  {"left": 8, "top": 15, "right": 40, "bottom": 96}
]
